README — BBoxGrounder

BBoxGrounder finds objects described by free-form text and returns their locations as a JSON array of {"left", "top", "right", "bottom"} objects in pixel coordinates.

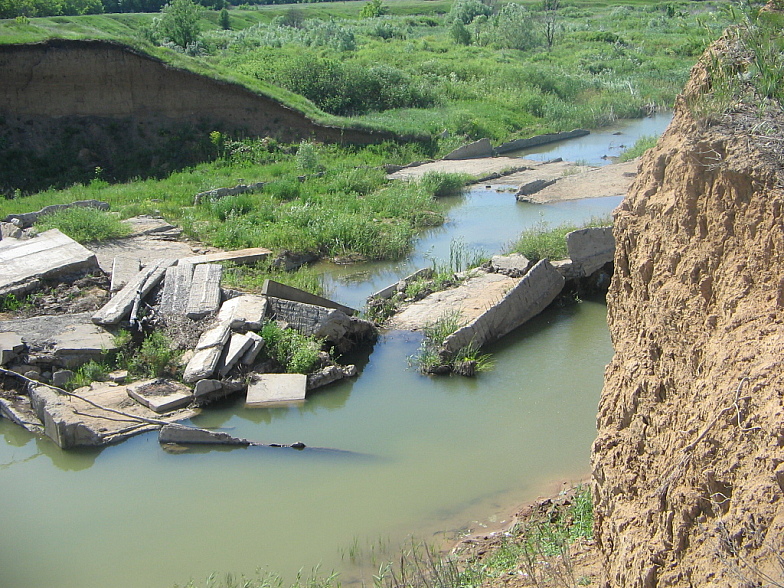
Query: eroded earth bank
[{"left": 592, "top": 33, "right": 784, "bottom": 587}]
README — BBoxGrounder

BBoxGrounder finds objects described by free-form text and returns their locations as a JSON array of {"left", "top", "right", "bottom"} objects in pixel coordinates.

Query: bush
[
  {"left": 449, "top": 20, "right": 471, "bottom": 45},
  {"left": 128, "top": 331, "right": 180, "bottom": 379},
  {"left": 260, "top": 321, "right": 322, "bottom": 374},
  {"left": 36, "top": 206, "right": 131, "bottom": 243}
]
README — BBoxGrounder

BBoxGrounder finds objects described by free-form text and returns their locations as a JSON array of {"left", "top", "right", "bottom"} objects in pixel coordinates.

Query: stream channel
[{"left": 0, "top": 113, "right": 671, "bottom": 588}]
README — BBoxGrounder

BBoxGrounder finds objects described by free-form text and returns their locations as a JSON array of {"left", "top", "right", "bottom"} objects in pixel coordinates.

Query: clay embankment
[
  {"left": 0, "top": 39, "right": 403, "bottom": 193},
  {"left": 593, "top": 36, "right": 784, "bottom": 587}
]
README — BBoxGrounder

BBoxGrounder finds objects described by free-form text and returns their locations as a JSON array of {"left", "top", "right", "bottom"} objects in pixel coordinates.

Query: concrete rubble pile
[{"left": 0, "top": 228, "right": 376, "bottom": 449}]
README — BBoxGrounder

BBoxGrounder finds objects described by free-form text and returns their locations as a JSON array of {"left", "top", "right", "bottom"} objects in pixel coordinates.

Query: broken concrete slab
[
  {"left": 127, "top": 379, "right": 193, "bottom": 413},
  {"left": 388, "top": 272, "right": 519, "bottom": 331},
  {"left": 241, "top": 332, "right": 265, "bottom": 365},
  {"left": 246, "top": 373, "right": 307, "bottom": 407},
  {"left": 186, "top": 263, "right": 223, "bottom": 319},
  {"left": 0, "top": 221, "right": 23, "bottom": 240},
  {"left": 179, "top": 246, "right": 272, "bottom": 266},
  {"left": 0, "top": 332, "right": 24, "bottom": 365},
  {"left": 121, "top": 215, "right": 182, "bottom": 239},
  {"left": 495, "top": 129, "right": 590, "bottom": 154},
  {"left": 0, "top": 312, "right": 117, "bottom": 368},
  {"left": 443, "top": 138, "right": 493, "bottom": 160},
  {"left": 92, "top": 258, "right": 176, "bottom": 325},
  {"left": 0, "top": 229, "right": 99, "bottom": 297},
  {"left": 159, "top": 263, "right": 194, "bottom": 315},
  {"left": 490, "top": 254, "right": 533, "bottom": 277},
  {"left": 443, "top": 260, "right": 565, "bottom": 355},
  {"left": 193, "top": 182, "right": 266, "bottom": 206},
  {"left": 28, "top": 381, "right": 195, "bottom": 449},
  {"left": 195, "top": 321, "right": 231, "bottom": 350},
  {"left": 217, "top": 332, "right": 254, "bottom": 377},
  {"left": 515, "top": 178, "right": 558, "bottom": 200},
  {"left": 262, "top": 279, "right": 355, "bottom": 315},
  {"left": 110, "top": 257, "right": 140, "bottom": 293},
  {"left": 182, "top": 346, "right": 223, "bottom": 383},
  {"left": 193, "top": 378, "right": 222, "bottom": 399},
  {"left": 566, "top": 226, "right": 615, "bottom": 276},
  {"left": 216, "top": 294, "right": 267, "bottom": 330},
  {"left": 159, "top": 423, "right": 250, "bottom": 445},
  {"left": 369, "top": 267, "right": 434, "bottom": 300},
  {"left": 306, "top": 364, "right": 357, "bottom": 391}
]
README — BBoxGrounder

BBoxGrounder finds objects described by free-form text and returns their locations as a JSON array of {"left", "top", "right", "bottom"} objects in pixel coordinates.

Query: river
[{"left": 0, "top": 113, "right": 671, "bottom": 588}]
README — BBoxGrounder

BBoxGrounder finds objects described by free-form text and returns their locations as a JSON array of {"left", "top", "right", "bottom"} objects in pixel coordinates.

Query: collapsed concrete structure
[{"left": 0, "top": 227, "right": 376, "bottom": 449}]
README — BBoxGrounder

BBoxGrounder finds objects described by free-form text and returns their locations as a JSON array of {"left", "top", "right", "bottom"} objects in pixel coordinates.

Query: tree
[
  {"left": 448, "top": 0, "right": 493, "bottom": 25},
  {"left": 218, "top": 6, "right": 230, "bottom": 29},
  {"left": 493, "top": 2, "right": 539, "bottom": 51},
  {"left": 359, "top": 0, "right": 387, "bottom": 19},
  {"left": 542, "top": 0, "right": 559, "bottom": 49},
  {"left": 158, "top": 0, "right": 201, "bottom": 49},
  {"left": 450, "top": 20, "right": 471, "bottom": 45}
]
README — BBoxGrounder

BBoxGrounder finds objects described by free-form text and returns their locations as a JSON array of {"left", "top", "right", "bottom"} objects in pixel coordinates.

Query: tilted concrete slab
[
  {"left": 217, "top": 333, "right": 254, "bottom": 377},
  {"left": 443, "top": 260, "right": 565, "bottom": 354},
  {"left": 246, "top": 373, "right": 307, "bottom": 407},
  {"left": 126, "top": 379, "right": 193, "bottom": 413},
  {"left": 159, "top": 263, "right": 194, "bottom": 315},
  {"left": 179, "top": 247, "right": 272, "bottom": 266},
  {"left": 28, "top": 381, "right": 196, "bottom": 449},
  {"left": 1, "top": 312, "right": 117, "bottom": 368},
  {"left": 195, "top": 321, "right": 231, "bottom": 350},
  {"left": 241, "top": 332, "right": 265, "bottom": 365},
  {"left": 262, "top": 280, "right": 356, "bottom": 315},
  {"left": 387, "top": 272, "right": 519, "bottom": 331},
  {"left": 110, "top": 257, "right": 141, "bottom": 293},
  {"left": 0, "top": 229, "right": 99, "bottom": 297},
  {"left": 186, "top": 263, "right": 223, "bottom": 319},
  {"left": 566, "top": 226, "right": 615, "bottom": 276},
  {"left": 216, "top": 294, "right": 267, "bottom": 330},
  {"left": 182, "top": 345, "right": 223, "bottom": 383},
  {"left": 93, "top": 258, "right": 175, "bottom": 325}
]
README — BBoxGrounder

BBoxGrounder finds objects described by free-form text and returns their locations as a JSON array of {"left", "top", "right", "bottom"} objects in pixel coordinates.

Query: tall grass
[
  {"left": 35, "top": 206, "right": 131, "bottom": 243},
  {"left": 511, "top": 216, "right": 611, "bottom": 262}
]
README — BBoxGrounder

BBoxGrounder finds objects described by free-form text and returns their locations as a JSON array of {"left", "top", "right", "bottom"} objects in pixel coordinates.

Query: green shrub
[
  {"left": 69, "top": 360, "right": 111, "bottom": 390},
  {"left": 618, "top": 135, "right": 658, "bottom": 162},
  {"left": 260, "top": 321, "right": 322, "bottom": 374},
  {"left": 512, "top": 221, "right": 576, "bottom": 262},
  {"left": 36, "top": 206, "right": 131, "bottom": 243},
  {"left": 128, "top": 331, "right": 180, "bottom": 379},
  {"left": 449, "top": 0, "right": 493, "bottom": 25}
]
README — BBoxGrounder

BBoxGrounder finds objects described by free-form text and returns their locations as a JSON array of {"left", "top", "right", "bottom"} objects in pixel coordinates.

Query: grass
[
  {"left": 410, "top": 311, "right": 493, "bottom": 376},
  {"left": 618, "top": 134, "right": 659, "bottom": 162},
  {"left": 222, "top": 260, "right": 326, "bottom": 297},
  {"left": 510, "top": 216, "right": 611, "bottom": 262},
  {"left": 35, "top": 206, "right": 131, "bottom": 243}
]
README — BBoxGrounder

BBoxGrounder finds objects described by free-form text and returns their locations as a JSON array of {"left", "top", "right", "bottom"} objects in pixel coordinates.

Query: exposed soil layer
[
  {"left": 0, "top": 39, "right": 403, "bottom": 194},
  {"left": 592, "top": 35, "right": 784, "bottom": 587}
]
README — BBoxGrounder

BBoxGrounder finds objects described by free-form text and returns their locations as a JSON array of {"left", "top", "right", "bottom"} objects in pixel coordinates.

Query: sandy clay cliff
[{"left": 593, "top": 26, "right": 784, "bottom": 588}]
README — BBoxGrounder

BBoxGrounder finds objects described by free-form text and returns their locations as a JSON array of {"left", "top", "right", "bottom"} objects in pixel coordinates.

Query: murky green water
[{"left": 0, "top": 116, "right": 671, "bottom": 588}]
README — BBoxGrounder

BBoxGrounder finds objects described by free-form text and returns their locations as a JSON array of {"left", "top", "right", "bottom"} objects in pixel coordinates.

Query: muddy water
[{"left": 0, "top": 116, "right": 670, "bottom": 588}]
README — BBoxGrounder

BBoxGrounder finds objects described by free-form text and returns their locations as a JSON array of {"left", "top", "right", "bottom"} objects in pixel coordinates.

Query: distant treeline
[{"left": 1, "top": 0, "right": 340, "bottom": 19}]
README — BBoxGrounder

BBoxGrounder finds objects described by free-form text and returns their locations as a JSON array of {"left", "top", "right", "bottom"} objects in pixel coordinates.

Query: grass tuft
[{"left": 36, "top": 206, "right": 131, "bottom": 243}]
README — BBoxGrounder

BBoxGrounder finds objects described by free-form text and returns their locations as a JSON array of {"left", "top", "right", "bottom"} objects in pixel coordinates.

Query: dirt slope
[
  {"left": 592, "top": 35, "right": 784, "bottom": 587},
  {"left": 0, "top": 39, "right": 399, "bottom": 193}
]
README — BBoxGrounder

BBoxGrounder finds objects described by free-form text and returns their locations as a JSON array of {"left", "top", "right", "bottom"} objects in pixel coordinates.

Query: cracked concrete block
[
  {"left": 183, "top": 346, "right": 223, "bottom": 383},
  {"left": 159, "top": 263, "right": 194, "bottom": 315},
  {"left": 110, "top": 257, "right": 141, "bottom": 294},
  {"left": 566, "top": 226, "right": 615, "bottom": 277},
  {"left": 216, "top": 294, "right": 267, "bottom": 331},
  {"left": 93, "top": 258, "right": 175, "bottom": 325},
  {"left": 241, "top": 332, "right": 265, "bottom": 365}
]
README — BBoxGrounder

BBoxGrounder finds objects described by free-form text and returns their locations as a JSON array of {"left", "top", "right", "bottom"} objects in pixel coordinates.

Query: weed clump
[
  {"left": 36, "top": 206, "right": 131, "bottom": 243},
  {"left": 260, "top": 321, "right": 323, "bottom": 374}
]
